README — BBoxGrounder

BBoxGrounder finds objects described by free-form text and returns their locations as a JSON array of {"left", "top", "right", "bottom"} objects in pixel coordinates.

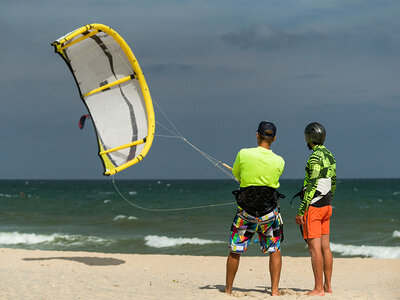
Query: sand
[{"left": 0, "top": 248, "right": 399, "bottom": 299}]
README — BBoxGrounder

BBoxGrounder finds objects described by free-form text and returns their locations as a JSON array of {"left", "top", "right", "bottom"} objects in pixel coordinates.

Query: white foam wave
[
  {"left": 53, "top": 235, "right": 108, "bottom": 247},
  {"left": 0, "top": 232, "right": 56, "bottom": 245},
  {"left": 144, "top": 235, "right": 224, "bottom": 248},
  {"left": 331, "top": 242, "right": 400, "bottom": 259},
  {"left": 393, "top": 231, "right": 400, "bottom": 238},
  {"left": 0, "top": 232, "right": 108, "bottom": 247},
  {"left": 113, "top": 215, "right": 138, "bottom": 221}
]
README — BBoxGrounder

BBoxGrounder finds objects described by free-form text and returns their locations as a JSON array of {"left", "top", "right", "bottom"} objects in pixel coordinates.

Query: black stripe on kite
[{"left": 90, "top": 32, "right": 139, "bottom": 163}]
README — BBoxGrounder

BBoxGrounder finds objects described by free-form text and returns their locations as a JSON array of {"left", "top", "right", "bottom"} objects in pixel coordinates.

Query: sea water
[{"left": 0, "top": 179, "right": 399, "bottom": 258}]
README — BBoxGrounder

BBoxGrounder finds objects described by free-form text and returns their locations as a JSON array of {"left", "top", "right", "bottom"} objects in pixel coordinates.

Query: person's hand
[{"left": 295, "top": 214, "right": 304, "bottom": 225}]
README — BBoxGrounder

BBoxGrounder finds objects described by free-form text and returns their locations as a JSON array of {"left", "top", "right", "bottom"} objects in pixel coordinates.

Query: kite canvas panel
[{"left": 52, "top": 24, "right": 155, "bottom": 175}]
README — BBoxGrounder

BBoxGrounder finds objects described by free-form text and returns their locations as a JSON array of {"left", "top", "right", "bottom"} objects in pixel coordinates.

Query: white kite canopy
[{"left": 52, "top": 24, "right": 155, "bottom": 176}]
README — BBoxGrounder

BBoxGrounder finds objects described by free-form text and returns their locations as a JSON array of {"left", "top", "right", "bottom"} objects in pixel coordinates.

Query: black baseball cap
[{"left": 257, "top": 121, "right": 276, "bottom": 137}]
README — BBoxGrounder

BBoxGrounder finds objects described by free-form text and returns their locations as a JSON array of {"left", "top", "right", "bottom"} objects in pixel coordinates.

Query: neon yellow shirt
[{"left": 232, "top": 146, "right": 285, "bottom": 188}]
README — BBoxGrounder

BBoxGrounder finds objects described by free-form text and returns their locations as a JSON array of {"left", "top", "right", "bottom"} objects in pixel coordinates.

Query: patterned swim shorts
[{"left": 229, "top": 207, "right": 282, "bottom": 254}]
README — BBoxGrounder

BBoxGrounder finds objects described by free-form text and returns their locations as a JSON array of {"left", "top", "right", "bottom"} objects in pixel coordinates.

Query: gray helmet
[{"left": 304, "top": 122, "right": 326, "bottom": 145}]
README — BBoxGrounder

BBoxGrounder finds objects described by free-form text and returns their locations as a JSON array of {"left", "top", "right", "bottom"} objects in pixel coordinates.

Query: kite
[
  {"left": 51, "top": 23, "right": 155, "bottom": 176},
  {"left": 79, "top": 114, "right": 90, "bottom": 130}
]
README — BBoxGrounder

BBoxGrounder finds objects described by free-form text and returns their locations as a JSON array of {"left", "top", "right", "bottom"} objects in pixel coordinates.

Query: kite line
[
  {"left": 112, "top": 176, "right": 235, "bottom": 212},
  {"left": 111, "top": 100, "right": 238, "bottom": 212},
  {"left": 153, "top": 101, "right": 237, "bottom": 181}
]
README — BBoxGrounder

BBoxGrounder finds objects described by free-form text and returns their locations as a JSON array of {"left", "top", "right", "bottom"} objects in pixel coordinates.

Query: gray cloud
[
  {"left": 145, "top": 63, "right": 194, "bottom": 73},
  {"left": 221, "top": 25, "right": 328, "bottom": 51},
  {"left": 220, "top": 24, "right": 400, "bottom": 54}
]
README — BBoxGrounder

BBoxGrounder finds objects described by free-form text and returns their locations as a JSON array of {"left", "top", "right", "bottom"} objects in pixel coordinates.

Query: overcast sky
[{"left": 1, "top": 0, "right": 399, "bottom": 180}]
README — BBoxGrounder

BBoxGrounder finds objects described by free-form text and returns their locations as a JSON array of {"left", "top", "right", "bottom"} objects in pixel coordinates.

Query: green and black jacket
[{"left": 298, "top": 145, "right": 336, "bottom": 216}]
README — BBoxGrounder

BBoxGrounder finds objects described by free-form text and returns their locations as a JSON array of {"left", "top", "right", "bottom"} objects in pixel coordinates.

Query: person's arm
[
  {"left": 279, "top": 157, "right": 285, "bottom": 177},
  {"left": 232, "top": 151, "right": 241, "bottom": 182},
  {"left": 297, "top": 155, "right": 321, "bottom": 216},
  {"left": 331, "top": 174, "right": 337, "bottom": 197}
]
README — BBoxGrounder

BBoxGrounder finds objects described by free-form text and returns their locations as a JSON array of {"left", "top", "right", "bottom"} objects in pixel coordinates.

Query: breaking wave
[
  {"left": 0, "top": 232, "right": 110, "bottom": 247},
  {"left": 144, "top": 235, "right": 224, "bottom": 248},
  {"left": 392, "top": 231, "right": 400, "bottom": 238},
  {"left": 113, "top": 215, "right": 138, "bottom": 222},
  {"left": 331, "top": 242, "right": 400, "bottom": 259}
]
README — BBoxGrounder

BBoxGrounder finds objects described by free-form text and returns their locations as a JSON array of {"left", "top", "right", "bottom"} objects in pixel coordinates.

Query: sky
[{"left": 1, "top": 0, "right": 399, "bottom": 180}]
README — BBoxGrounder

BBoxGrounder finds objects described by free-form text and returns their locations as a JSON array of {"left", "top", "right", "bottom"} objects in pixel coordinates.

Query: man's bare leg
[
  {"left": 307, "top": 238, "right": 325, "bottom": 296},
  {"left": 225, "top": 252, "right": 240, "bottom": 294},
  {"left": 321, "top": 234, "right": 333, "bottom": 293},
  {"left": 269, "top": 250, "right": 282, "bottom": 296}
]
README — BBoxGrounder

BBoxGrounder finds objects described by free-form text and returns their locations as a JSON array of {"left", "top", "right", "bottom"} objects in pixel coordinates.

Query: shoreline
[{"left": 1, "top": 248, "right": 399, "bottom": 299}]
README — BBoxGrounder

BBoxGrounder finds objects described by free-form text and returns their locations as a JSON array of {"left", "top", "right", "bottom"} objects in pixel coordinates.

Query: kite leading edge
[{"left": 51, "top": 23, "right": 155, "bottom": 176}]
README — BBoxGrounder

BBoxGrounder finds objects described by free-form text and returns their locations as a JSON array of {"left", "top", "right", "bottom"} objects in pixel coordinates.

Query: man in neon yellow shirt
[{"left": 225, "top": 121, "right": 285, "bottom": 296}]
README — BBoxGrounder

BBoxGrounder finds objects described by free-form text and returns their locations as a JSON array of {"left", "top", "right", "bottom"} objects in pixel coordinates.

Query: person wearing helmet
[
  {"left": 295, "top": 122, "right": 336, "bottom": 296},
  {"left": 225, "top": 121, "right": 285, "bottom": 296}
]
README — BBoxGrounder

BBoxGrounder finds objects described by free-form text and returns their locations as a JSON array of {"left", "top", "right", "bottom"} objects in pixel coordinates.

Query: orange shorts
[{"left": 303, "top": 205, "right": 332, "bottom": 239}]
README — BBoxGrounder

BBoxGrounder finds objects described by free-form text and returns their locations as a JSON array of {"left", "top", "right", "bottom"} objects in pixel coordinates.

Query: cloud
[
  {"left": 220, "top": 25, "right": 328, "bottom": 51},
  {"left": 220, "top": 24, "right": 400, "bottom": 54},
  {"left": 145, "top": 63, "right": 194, "bottom": 73}
]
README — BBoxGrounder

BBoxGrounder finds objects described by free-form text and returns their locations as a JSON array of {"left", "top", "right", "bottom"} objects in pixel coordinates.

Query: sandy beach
[{"left": 0, "top": 248, "right": 399, "bottom": 299}]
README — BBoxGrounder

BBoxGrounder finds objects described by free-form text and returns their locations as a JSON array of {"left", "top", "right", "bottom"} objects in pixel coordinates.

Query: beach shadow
[
  {"left": 23, "top": 256, "right": 125, "bottom": 266},
  {"left": 200, "top": 284, "right": 266, "bottom": 294},
  {"left": 278, "top": 287, "right": 311, "bottom": 295},
  {"left": 200, "top": 284, "right": 310, "bottom": 296}
]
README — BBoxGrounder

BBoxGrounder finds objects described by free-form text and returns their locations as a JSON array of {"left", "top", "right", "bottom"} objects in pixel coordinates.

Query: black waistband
[
  {"left": 232, "top": 186, "right": 285, "bottom": 217},
  {"left": 310, "top": 191, "right": 332, "bottom": 208}
]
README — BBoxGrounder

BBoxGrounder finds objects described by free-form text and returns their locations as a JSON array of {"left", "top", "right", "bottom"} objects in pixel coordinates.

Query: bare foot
[
  {"left": 271, "top": 290, "right": 282, "bottom": 296},
  {"left": 324, "top": 284, "right": 332, "bottom": 293},
  {"left": 306, "top": 289, "right": 325, "bottom": 296}
]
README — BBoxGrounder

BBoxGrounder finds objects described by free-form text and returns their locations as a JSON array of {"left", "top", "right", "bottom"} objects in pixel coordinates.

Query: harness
[
  {"left": 232, "top": 186, "right": 285, "bottom": 217},
  {"left": 310, "top": 191, "right": 332, "bottom": 207},
  {"left": 291, "top": 178, "right": 332, "bottom": 208}
]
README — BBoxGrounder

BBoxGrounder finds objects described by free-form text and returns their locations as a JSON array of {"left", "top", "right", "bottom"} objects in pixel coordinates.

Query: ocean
[{"left": 0, "top": 179, "right": 399, "bottom": 259}]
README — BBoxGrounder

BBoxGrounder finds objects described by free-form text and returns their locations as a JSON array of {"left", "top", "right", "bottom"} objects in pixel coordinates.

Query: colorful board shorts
[
  {"left": 229, "top": 206, "right": 282, "bottom": 254},
  {"left": 303, "top": 205, "right": 332, "bottom": 239}
]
